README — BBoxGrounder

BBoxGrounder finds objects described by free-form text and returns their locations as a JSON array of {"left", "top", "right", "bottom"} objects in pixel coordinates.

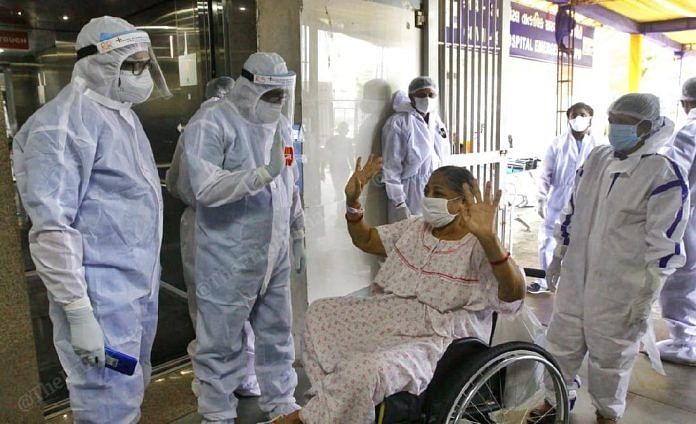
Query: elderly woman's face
[{"left": 424, "top": 173, "right": 467, "bottom": 215}]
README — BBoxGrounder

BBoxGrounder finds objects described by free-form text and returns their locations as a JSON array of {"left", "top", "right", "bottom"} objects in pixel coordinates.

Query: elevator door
[{"left": 1, "top": 0, "right": 255, "bottom": 413}]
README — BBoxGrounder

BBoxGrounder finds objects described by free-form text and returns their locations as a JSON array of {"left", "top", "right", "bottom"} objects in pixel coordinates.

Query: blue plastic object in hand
[{"left": 105, "top": 347, "right": 138, "bottom": 376}]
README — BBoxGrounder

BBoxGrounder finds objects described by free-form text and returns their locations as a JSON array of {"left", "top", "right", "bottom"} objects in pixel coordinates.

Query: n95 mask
[
  {"left": 414, "top": 97, "right": 437, "bottom": 115},
  {"left": 569, "top": 116, "right": 591, "bottom": 132},
  {"left": 117, "top": 70, "right": 154, "bottom": 104}
]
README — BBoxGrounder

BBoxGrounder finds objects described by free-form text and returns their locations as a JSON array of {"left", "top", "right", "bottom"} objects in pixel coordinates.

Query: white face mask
[
  {"left": 414, "top": 96, "right": 437, "bottom": 114},
  {"left": 256, "top": 99, "right": 283, "bottom": 124},
  {"left": 569, "top": 116, "right": 591, "bottom": 132},
  {"left": 422, "top": 196, "right": 460, "bottom": 228},
  {"left": 117, "top": 70, "right": 154, "bottom": 104}
]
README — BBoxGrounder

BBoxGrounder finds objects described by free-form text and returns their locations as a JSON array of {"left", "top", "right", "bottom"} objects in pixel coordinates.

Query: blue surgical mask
[{"left": 608, "top": 123, "right": 641, "bottom": 152}]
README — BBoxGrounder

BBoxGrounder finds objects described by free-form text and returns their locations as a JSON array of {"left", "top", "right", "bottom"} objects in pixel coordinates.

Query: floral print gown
[{"left": 299, "top": 217, "right": 523, "bottom": 423}]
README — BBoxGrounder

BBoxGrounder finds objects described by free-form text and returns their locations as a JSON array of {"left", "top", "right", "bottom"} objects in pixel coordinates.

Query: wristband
[
  {"left": 346, "top": 204, "right": 364, "bottom": 215},
  {"left": 345, "top": 212, "right": 364, "bottom": 223},
  {"left": 490, "top": 252, "right": 511, "bottom": 266}
]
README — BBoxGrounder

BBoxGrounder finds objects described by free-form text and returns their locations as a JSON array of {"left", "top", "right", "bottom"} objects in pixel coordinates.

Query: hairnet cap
[
  {"left": 243, "top": 52, "right": 289, "bottom": 76},
  {"left": 205, "top": 76, "right": 235, "bottom": 100},
  {"left": 607, "top": 93, "right": 661, "bottom": 122},
  {"left": 408, "top": 76, "right": 437, "bottom": 94},
  {"left": 681, "top": 77, "right": 696, "bottom": 102},
  {"left": 76, "top": 16, "right": 138, "bottom": 50}
]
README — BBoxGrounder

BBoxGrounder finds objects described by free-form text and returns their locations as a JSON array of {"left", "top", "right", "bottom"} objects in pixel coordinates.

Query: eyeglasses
[
  {"left": 260, "top": 88, "right": 287, "bottom": 104},
  {"left": 120, "top": 59, "right": 152, "bottom": 76}
]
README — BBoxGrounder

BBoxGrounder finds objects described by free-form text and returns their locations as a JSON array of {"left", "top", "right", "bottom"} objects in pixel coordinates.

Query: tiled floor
[
  {"left": 170, "top": 295, "right": 696, "bottom": 424},
  {"left": 171, "top": 206, "right": 696, "bottom": 423}
]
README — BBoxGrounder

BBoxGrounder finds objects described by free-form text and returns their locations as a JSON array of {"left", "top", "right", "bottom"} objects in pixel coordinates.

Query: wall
[
  {"left": 300, "top": 0, "right": 422, "bottom": 302},
  {"left": 0, "top": 90, "right": 43, "bottom": 422},
  {"left": 502, "top": 26, "right": 627, "bottom": 159}
]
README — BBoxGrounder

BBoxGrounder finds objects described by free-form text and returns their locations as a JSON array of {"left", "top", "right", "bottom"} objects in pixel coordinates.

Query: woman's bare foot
[
  {"left": 596, "top": 413, "right": 619, "bottom": 424},
  {"left": 527, "top": 400, "right": 555, "bottom": 423}
]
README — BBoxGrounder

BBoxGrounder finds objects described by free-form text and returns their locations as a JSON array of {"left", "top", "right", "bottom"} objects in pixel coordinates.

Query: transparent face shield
[
  {"left": 76, "top": 30, "right": 172, "bottom": 101},
  {"left": 242, "top": 68, "right": 296, "bottom": 130}
]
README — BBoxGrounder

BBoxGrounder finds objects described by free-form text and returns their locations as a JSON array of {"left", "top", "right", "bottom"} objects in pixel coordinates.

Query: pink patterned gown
[{"left": 299, "top": 217, "right": 523, "bottom": 423}]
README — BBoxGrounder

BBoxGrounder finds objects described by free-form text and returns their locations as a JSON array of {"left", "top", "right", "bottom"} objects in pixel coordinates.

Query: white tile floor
[{"left": 171, "top": 303, "right": 696, "bottom": 424}]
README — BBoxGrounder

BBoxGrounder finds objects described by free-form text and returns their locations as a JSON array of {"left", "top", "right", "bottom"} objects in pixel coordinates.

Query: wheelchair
[{"left": 375, "top": 269, "right": 569, "bottom": 424}]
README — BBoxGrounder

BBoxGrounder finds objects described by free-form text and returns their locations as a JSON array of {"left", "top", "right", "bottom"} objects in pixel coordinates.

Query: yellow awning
[
  {"left": 514, "top": 1, "right": 696, "bottom": 46},
  {"left": 666, "top": 29, "right": 696, "bottom": 47},
  {"left": 599, "top": 0, "right": 696, "bottom": 23}
]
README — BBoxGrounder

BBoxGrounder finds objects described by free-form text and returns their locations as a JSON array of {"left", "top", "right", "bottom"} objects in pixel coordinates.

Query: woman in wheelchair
[{"left": 271, "top": 157, "right": 526, "bottom": 424}]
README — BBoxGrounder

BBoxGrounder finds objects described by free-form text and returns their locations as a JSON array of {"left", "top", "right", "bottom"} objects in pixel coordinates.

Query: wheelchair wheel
[{"left": 425, "top": 341, "right": 569, "bottom": 424}]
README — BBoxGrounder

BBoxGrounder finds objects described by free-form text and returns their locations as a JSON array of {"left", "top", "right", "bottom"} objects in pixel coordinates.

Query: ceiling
[{"left": 0, "top": 0, "right": 172, "bottom": 32}]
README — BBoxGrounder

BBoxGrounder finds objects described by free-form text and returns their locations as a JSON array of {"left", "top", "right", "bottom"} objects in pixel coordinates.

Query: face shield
[
  {"left": 240, "top": 67, "right": 296, "bottom": 132},
  {"left": 76, "top": 30, "right": 172, "bottom": 101}
]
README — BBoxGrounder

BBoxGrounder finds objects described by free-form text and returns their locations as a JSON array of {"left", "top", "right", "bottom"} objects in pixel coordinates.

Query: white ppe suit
[
  {"left": 659, "top": 107, "right": 696, "bottom": 364},
  {"left": 166, "top": 93, "right": 259, "bottom": 395},
  {"left": 12, "top": 16, "right": 168, "bottom": 423},
  {"left": 182, "top": 53, "right": 304, "bottom": 422},
  {"left": 545, "top": 121, "right": 689, "bottom": 419},
  {"left": 538, "top": 131, "right": 605, "bottom": 270},
  {"left": 381, "top": 91, "right": 449, "bottom": 222}
]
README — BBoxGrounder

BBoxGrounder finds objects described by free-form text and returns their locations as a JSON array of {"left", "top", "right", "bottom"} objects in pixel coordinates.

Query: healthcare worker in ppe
[
  {"left": 166, "top": 76, "right": 261, "bottom": 397},
  {"left": 529, "top": 102, "right": 606, "bottom": 294},
  {"left": 183, "top": 52, "right": 305, "bottom": 423},
  {"left": 12, "top": 16, "right": 170, "bottom": 422},
  {"left": 381, "top": 76, "right": 450, "bottom": 223},
  {"left": 531, "top": 93, "right": 687, "bottom": 424},
  {"left": 658, "top": 76, "right": 696, "bottom": 365}
]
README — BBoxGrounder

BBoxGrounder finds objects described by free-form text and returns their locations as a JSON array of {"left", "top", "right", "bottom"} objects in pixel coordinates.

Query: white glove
[
  {"left": 64, "top": 300, "right": 105, "bottom": 368},
  {"left": 292, "top": 238, "right": 306, "bottom": 274},
  {"left": 627, "top": 269, "right": 663, "bottom": 326},
  {"left": 627, "top": 293, "right": 654, "bottom": 327},
  {"left": 546, "top": 256, "right": 562, "bottom": 291},
  {"left": 394, "top": 203, "right": 411, "bottom": 222},
  {"left": 262, "top": 133, "right": 286, "bottom": 181},
  {"left": 537, "top": 200, "right": 545, "bottom": 219}
]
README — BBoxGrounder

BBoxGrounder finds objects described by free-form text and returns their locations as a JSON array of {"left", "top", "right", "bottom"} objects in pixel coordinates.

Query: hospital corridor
[{"left": 0, "top": 1, "right": 695, "bottom": 424}]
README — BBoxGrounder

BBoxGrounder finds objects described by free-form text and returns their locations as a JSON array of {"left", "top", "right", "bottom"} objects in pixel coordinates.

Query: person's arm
[
  {"left": 460, "top": 181, "right": 525, "bottom": 303},
  {"left": 552, "top": 162, "right": 585, "bottom": 261},
  {"left": 645, "top": 160, "right": 690, "bottom": 257},
  {"left": 478, "top": 233, "right": 525, "bottom": 303},
  {"left": 345, "top": 155, "right": 386, "bottom": 255},
  {"left": 381, "top": 118, "right": 408, "bottom": 208},
  {"left": 183, "top": 109, "right": 276, "bottom": 207},
  {"left": 13, "top": 125, "right": 94, "bottom": 306},
  {"left": 664, "top": 123, "right": 696, "bottom": 180},
  {"left": 289, "top": 171, "right": 305, "bottom": 241},
  {"left": 436, "top": 117, "right": 451, "bottom": 161},
  {"left": 634, "top": 158, "right": 690, "bottom": 316},
  {"left": 165, "top": 133, "right": 184, "bottom": 200},
  {"left": 538, "top": 141, "right": 556, "bottom": 202}
]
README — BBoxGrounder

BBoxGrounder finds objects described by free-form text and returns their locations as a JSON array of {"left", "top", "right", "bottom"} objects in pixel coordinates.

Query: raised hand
[
  {"left": 458, "top": 179, "right": 502, "bottom": 238},
  {"left": 345, "top": 155, "right": 382, "bottom": 206}
]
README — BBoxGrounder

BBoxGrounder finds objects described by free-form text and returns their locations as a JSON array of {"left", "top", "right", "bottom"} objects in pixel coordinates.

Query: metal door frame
[{"left": 436, "top": 0, "right": 511, "bottom": 247}]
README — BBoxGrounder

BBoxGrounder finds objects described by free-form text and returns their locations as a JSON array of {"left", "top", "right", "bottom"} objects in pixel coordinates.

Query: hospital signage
[
  {"left": 509, "top": 2, "right": 594, "bottom": 68},
  {"left": 0, "top": 30, "right": 29, "bottom": 50}
]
